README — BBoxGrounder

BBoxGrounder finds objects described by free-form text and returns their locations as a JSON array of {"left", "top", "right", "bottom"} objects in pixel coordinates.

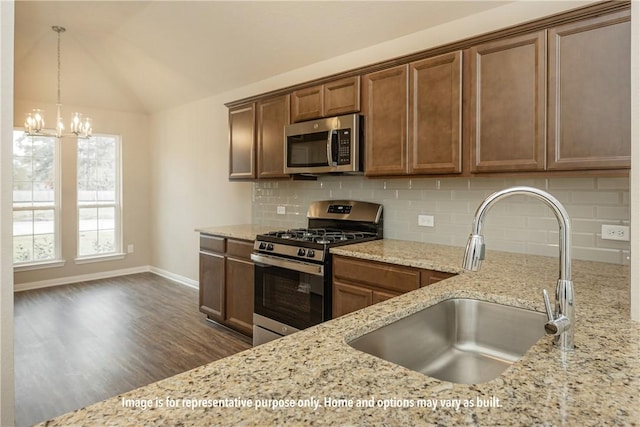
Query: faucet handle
[
  {"left": 542, "top": 289, "right": 554, "bottom": 322},
  {"left": 542, "top": 288, "right": 571, "bottom": 336}
]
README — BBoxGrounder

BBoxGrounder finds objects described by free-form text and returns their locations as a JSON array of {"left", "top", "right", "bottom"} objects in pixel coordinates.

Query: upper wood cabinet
[
  {"left": 257, "top": 95, "right": 290, "bottom": 179},
  {"left": 362, "top": 65, "right": 409, "bottom": 176},
  {"left": 364, "top": 51, "right": 462, "bottom": 177},
  {"left": 409, "top": 51, "right": 462, "bottom": 174},
  {"left": 467, "top": 31, "right": 546, "bottom": 173},
  {"left": 228, "top": 94, "right": 290, "bottom": 180},
  {"left": 228, "top": 103, "right": 256, "bottom": 179},
  {"left": 547, "top": 10, "right": 631, "bottom": 170},
  {"left": 291, "top": 76, "right": 360, "bottom": 122}
]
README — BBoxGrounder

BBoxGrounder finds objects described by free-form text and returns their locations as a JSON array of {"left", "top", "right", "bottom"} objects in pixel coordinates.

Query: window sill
[
  {"left": 74, "top": 253, "right": 126, "bottom": 265},
  {"left": 14, "top": 259, "right": 67, "bottom": 272}
]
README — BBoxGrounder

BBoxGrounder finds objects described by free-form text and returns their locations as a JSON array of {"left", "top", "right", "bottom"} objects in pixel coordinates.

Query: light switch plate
[{"left": 277, "top": 206, "right": 286, "bottom": 215}]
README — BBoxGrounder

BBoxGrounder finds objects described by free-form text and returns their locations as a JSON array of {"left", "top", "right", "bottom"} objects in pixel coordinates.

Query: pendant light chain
[{"left": 56, "top": 26, "right": 62, "bottom": 106}]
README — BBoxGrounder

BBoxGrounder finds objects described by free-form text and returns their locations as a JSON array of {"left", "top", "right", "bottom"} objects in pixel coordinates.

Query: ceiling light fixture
[{"left": 24, "top": 26, "right": 93, "bottom": 139}]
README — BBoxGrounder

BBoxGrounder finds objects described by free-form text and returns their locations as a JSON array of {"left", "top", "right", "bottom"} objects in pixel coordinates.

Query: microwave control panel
[{"left": 337, "top": 129, "right": 351, "bottom": 165}]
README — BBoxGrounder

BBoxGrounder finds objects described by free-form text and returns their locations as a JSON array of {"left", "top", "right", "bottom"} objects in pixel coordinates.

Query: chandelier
[{"left": 24, "top": 26, "right": 93, "bottom": 139}]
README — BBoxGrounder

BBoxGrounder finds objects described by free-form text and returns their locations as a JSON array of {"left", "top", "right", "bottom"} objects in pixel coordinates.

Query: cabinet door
[
  {"left": 363, "top": 65, "right": 409, "bottom": 176},
  {"left": 409, "top": 51, "right": 462, "bottom": 174},
  {"left": 228, "top": 103, "right": 256, "bottom": 179},
  {"left": 291, "top": 85, "right": 323, "bottom": 122},
  {"left": 333, "top": 281, "right": 372, "bottom": 318},
  {"left": 324, "top": 76, "right": 360, "bottom": 117},
  {"left": 547, "top": 11, "right": 631, "bottom": 170},
  {"left": 225, "top": 257, "right": 254, "bottom": 337},
  {"left": 257, "top": 95, "right": 290, "bottom": 179},
  {"left": 468, "top": 31, "right": 546, "bottom": 173},
  {"left": 199, "top": 251, "right": 225, "bottom": 321},
  {"left": 372, "top": 290, "right": 400, "bottom": 305}
]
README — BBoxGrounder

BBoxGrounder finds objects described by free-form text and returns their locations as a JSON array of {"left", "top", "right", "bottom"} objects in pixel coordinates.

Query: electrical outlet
[
  {"left": 418, "top": 214, "right": 434, "bottom": 227},
  {"left": 601, "top": 224, "right": 630, "bottom": 241},
  {"left": 127, "top": 244, "right": 134, "bottom": 253},
  {"left": 276, "top": 206, "right": 286, "bottom": 215}
]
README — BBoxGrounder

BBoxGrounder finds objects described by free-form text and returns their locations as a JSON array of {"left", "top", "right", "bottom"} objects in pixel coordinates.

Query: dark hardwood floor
[{"left": 14, "top": 272, "right": 251, "bottom": 427}]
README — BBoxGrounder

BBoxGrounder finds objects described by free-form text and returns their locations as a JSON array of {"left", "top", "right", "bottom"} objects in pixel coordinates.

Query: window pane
[
  {"left": 77, "top": 134, "right": 120, "bottom": 258},
  {"left": 13, "top": 211, "right": 33, "bottom": 236},
  {"left": 98, "top": 207, "right": 115, "bottom": 230},
  {"left": 13, "top": 181, "right": 33, "bottom": 205},
  {"left": 34, "top": 210, "right": 54, "bottom": 235},
  {"left": 12, "top": 131, "right": 58, "bottom": 265},
  {"left": 13, "top": 156, "right": 32, "bottom": 182},
  {"left": 78, "top": 230, "right": 97, "bottom": 257},
  {"left": 33, "top": 234, "right": 55, "bottom": 260},
  {"left": 79, "top": 207, "right": 98, "bottom": 232},
  {"left": 13, "top": 131, "right": 32, "bottom": 156},
  {"left": 97, "top": 230, "right": 115, "bottom": 253},
  {"left": 13, "top": 235, "right": 33, "bottom": 263},
  {"left": 33, "top": 181, "right": 54, "bottom": 203}
]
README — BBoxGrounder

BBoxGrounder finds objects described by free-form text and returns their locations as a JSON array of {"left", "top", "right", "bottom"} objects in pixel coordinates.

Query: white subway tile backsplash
[
  {"left": 571, "top": 191, "right": 621, "bottom": 205},
  {"left": 252, "top": 176, "right": 630, "bottom": 264}
]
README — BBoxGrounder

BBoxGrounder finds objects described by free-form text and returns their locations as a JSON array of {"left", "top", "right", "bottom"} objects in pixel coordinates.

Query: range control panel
[{"left": 327, "top": 204, "right": 352, "bottom": 214}]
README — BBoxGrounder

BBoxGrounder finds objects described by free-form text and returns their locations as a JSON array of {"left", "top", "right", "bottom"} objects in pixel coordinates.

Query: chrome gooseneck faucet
[{"left": 462, "top": 186, "right": 575, "bottom": 351}]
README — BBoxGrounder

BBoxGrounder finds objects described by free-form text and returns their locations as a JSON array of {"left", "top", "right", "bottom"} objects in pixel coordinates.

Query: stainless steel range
[{"left": 251, "top": 200, "right": 383, "bottom": 346}]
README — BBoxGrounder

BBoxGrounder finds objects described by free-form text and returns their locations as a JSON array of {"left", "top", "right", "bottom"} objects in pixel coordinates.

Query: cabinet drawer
[
  {"left": 333, "top": 256, "right": 419, "bottom": 293},
  {"left": 200, "top": 234, "right": 225, "bottom": 254},
  {"left": 226, "top": 239, "right": 254, "bottom": 260}
]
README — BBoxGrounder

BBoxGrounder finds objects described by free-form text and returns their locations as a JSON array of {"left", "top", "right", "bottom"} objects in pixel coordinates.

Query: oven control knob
[
  {"left": 259, "top": 242, "right": 266, "bottom": 250},
  {"left": 297, "top": 248, "right": 306, "bottom": 256},
  {"left": 306, "top": 250, "right": 315, "bottom": 258},
  {"left": 266, "top": 243, "right": 274, "bottom": 251}
]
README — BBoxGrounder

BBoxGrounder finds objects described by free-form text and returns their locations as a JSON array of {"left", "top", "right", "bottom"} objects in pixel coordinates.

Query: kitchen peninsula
[{"left": 41, "top": 239, "right": 639, "bottom": 426}]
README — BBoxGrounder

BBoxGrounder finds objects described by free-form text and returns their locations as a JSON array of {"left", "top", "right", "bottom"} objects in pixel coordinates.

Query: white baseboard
[
  {"left": 14, "top": 265, "right": 152, "bottom": 292},
  {"left": 149, "top": 266, "right": 199, "bottom": 289}
]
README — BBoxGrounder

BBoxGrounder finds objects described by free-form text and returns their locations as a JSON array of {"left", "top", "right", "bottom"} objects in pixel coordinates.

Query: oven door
[{"left": 251, "top": 253, "right": 326, "bottom": 332}]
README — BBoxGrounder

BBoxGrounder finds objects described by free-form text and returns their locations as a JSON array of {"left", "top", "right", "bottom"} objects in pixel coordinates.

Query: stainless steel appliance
[
  {"left": 251, "top": 200, "right": 383, "bottom": 346},
  {"left": 284, "top": 113, "right": 362, "bottom": 174}
]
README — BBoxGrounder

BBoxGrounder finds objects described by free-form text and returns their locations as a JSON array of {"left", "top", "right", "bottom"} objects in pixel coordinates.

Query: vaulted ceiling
[{"left": 14, "top": 1, "right": 510, "bottom": 114}]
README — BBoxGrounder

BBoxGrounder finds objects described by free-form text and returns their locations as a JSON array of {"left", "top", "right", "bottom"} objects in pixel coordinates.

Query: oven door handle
[{"left": 251, "top": 253, "right": 324, "bottom": 277}]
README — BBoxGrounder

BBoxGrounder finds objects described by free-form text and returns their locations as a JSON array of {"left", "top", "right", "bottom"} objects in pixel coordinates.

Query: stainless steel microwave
[{"left": 284, "top": 113, "right": 362, "bottom": 174}]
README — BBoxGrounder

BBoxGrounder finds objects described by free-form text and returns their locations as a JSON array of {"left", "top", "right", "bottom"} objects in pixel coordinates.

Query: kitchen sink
[{"left": 348, "top": 298, "right": 546, "bottom": 384}]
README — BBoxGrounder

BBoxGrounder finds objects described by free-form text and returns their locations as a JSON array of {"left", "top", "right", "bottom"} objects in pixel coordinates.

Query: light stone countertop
[
  {"left": 195, "top": 224, "right": 275, "bottom": 241},
  {"left": 41, "top": 239, "right": 640, "bottom": 426}
]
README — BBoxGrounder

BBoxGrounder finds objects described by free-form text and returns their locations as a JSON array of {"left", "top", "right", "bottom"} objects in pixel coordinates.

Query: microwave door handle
[{"left": 326, "top": 130, "right": 335, "bottom": 166}]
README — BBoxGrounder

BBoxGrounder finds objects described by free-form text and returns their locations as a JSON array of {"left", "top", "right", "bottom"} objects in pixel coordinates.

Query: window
[
  {"left": 12, "top": 131, "right": 61, "bottom": 266},
  {"left": 77, "top": 134, "right": 122, "bottom": 259}
]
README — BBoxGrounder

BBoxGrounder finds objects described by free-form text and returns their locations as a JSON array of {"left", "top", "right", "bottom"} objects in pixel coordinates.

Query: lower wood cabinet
[
  {"left": 332, "top": 255, "right": 455, "bottom": 318},
  {"left": 199, "top": 234, "right": 254, "bottom": 336}
]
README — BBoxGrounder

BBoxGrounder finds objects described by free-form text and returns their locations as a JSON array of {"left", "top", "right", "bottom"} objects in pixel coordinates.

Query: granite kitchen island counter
[{"left": 42, "top": 240, "right": 639, "bottom": 426}]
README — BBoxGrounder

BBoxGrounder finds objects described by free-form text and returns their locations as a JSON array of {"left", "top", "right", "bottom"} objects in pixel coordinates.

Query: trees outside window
[
  {"left": 12, "top": 131, "right": 59, "bottom": 264},
  {"left": 77, "top": 135, "right": 122, "bottom": 258}
]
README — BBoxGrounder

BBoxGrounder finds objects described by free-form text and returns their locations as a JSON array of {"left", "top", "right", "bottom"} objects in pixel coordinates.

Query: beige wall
[
  {"left": 12, "top": 99, "right": 151, "bottom": 286},
  {"left": 148, "top": 96, "right": 252, "bottom": 281}
]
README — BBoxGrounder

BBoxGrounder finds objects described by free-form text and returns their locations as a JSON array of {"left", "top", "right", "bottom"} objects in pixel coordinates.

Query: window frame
[
  {"left": 12, "top": 129, "right": 65, "bottom": 271},
  {"left": 74, "top": 133, "right": 124, "bottom": 263}
]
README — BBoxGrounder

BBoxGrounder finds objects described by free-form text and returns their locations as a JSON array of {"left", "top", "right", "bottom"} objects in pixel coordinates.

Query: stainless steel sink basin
[{"left": 348, "top": 298, "right": 546, "bottom": 384}]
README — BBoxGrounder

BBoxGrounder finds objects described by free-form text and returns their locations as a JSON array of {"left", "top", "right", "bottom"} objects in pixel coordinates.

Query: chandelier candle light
[{"left": 24, "top": 26, "right": 93, "bottom": 138}]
